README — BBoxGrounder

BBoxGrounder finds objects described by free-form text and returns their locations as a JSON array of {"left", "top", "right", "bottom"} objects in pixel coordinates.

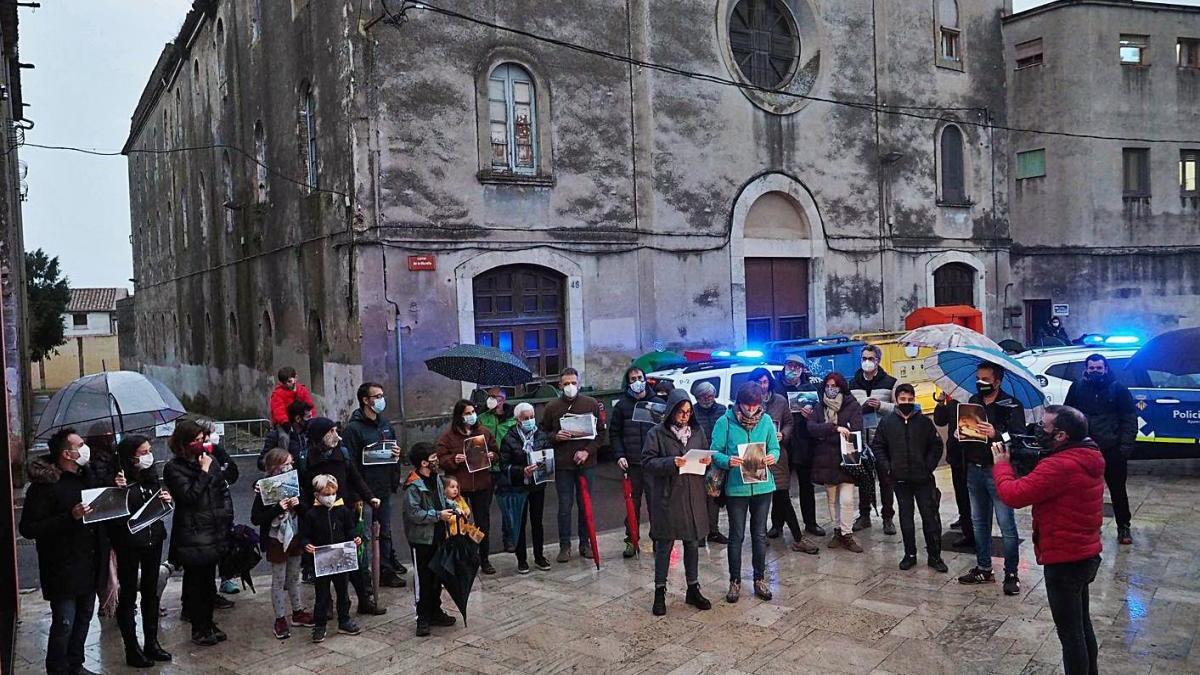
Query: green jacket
[
  {"left": 480, "top": 406, "right": 517, "bottom": 476},
  {"left": 710, "top": 407, "right": 780, "bottom": 497}
]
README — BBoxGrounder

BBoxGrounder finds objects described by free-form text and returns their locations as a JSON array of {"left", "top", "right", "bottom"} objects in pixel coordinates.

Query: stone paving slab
[{"left": 13, "top": 466, "right": 1200, "bottom": 674}]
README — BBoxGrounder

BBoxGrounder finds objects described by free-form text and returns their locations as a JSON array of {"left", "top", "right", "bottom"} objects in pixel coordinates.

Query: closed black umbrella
[
  {"left": 1126, "top": 328, "right": 1200, "bottom": 376},
  {"left": 429, "top": 527, "right": 480, "bottom": 626},
  {"left": 424, "top": 344, "right": 534, "bottom": 386},
  {"left": 35, "top": 371, "right": 186, "bottom": 440}
]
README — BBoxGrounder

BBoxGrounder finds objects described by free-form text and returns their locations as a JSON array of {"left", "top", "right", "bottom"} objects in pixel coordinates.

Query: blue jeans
[
  {"left": 47, "top": 592, "right": 95, "bottom": 674},
  {"left": 556, "top": 467, "right": 594, "bottom": 548},
  {"left": 725, "top": 493, "right": 771, "bottom": 582},
  {"left": 967, "top": 463, "right": 1020, "bottom": 574}
]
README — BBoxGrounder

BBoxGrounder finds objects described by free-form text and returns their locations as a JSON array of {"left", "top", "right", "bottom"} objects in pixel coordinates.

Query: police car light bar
[
  {"left": 736, "top": 350, "right": 764, "bottom": 358},
  {"left": 1104, "top": 335, "right": 1140, "bottom": 345}
]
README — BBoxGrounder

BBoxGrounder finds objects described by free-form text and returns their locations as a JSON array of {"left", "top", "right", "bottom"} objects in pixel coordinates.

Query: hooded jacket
[
  {"left": 871, "top": 408, "right": 943, "bottom": 483},
  {"left": 342, "top": 407, "right": 398, "bottom": 497},
  {"left": 643, "top": 389, "right": 711, "bottom": 542},
  {"left": 609, "top": 382, "right": 665, "bottom": 467},
  {"left": 18, "top": 455, "right": 105, "bottom": 601},
  {"left": 1063, "top": 374, "right": 1137, "bottom": 458},
  {"left": 994, "top": 440, "right": 1106, "bottom": 565},
  {"left": 162, "top": 455, "right": 234, "bottom": 567},
  {"left": 709, "top": 406, "right": 780, "bottom": 498},
  {"left": 269, "top": 382, "right": 316, "bottom": 426},
  {"left": 435, "top": 423, "right": 497, "bottom": 493},
  {"left": 402, "top": 470, "right": 448, "bottom": 546}
]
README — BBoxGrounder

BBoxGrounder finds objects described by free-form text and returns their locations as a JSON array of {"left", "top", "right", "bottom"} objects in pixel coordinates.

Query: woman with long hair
[{"left": 434, "top": 399, "right": 499, "bottom": 574}]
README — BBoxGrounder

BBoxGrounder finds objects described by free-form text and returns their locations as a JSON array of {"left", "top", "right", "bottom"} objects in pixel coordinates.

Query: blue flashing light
[
  {"left": 1082, "top": 334, "right": 1105, "bottom": 345},
  {"left": 1104, "top": 335, "right": 1140, "bottom": 346},
  {"left": 736, "top": 350, "right": 764, "bottom": 358},
  {"left": 712, "top": 350, "right": 732, "bottom": 357}
]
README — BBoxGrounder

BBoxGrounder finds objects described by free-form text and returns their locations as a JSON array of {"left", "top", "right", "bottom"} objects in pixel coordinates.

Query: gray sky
[{"left": 17, "top": 0, "right": 1200, "bottom": 289}]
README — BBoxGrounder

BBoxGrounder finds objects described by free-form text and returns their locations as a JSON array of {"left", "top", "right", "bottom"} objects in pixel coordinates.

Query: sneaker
[
  {"left": 842, "top": 534, "right": 864, "bottom": 553},
  {"left": 273, "top": 617, "right": 290, "bottom": 640},
  {"left": 827, "top": 529, "right": 844, "bottom": 549},
  {"left": 725, "top": 580, "right": 741, "bottom": 603},
  {"left": 517, "top": 561, "right": 531, "bottom": 575},
  {"left": 805, "top": 524, "right": 827, "bottom": 537},
  {"left": 579, "top": 544, "right": 594, "bottom": 559},
  {"left": 958, "top": 567, "right": 996, "bottom": 585},
  {"left": 292, "top": 609, "right": 315, "bottom": 627},
  {"left": 852, "top": 515, "right": 872, "bottom": 532},
  {"left": 707, "top": 532, "right": 729, "bottom": 545},
  {"left": 766, "top": 526, "right": 782, "bottom": 539},
  {"left": 557, "top": 546, "right": 571, "bottom": 563},
  {"left": 685, "top": 584, "right": 712, "bottom": 610},
  {"left": 928, "top": 558, "right": 949, "bottom": 573},
  {"left": 883, "top": 519, "right": 897, "bottom": 536},
  {"left": 415, "top": 618, "right": 431, "bottom": 637},
  {"left": 753, "top": 579, "right": 772, "bottom": 601},
  {"left": 312, "top": 626, "right": 327, "bottom": 643},
  {"left": 480, "top": 561, "right": 496, "bottom": 575},
  {"left": 534, "top": 556, "right": 552, "bottom": 571},
  {"left": 623, "top": 540, "right": 637, "bottom": 558},
  {"left": 1003, "top": 573, "right": 1021, "bottom": 596},
  {"left": 357, "top": 599, "right": 387, "bottom": 616},
  {"left": 899, "top": 555, "right": 917, "bottom": 571},
  {"left": 1118, "top": 526, "right": 1132, "bottom": 546},
  {"left": 791, "top": 537, "right": 819, "bottom": 554},
  {"left": 213, "top": 595, "right": 235, "bottom": 610},
  {"left": 430, "top": 611, "right": 457, "bottom": 627},
  {"left": 219, "top": 579, "right": 240, "bottom": 594},
  {"left": 338, "top": 619, "right": 362, "bottom": 635}
]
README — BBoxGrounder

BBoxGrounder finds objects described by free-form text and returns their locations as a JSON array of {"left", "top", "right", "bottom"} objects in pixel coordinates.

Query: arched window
[
  {"left": 473, "top": 264, "right": 565, "bottom": 391},
  {"left": 299, "top": 84, "right": 318, "bottom": 189},
  {"left": 728, "top": 0, "right": 800, "bottom": 90},
  {"left": 934, "top": 262, "right": 975, "bottom": 306},
  {"left": 488, "top": 64, "right": 538, "bottom": 175},
  {"left": 198, "top": 171, "right": 208, "bottom": 242},
  {"left": 253, "top": 120, "right": 268, "bottom": 202},
  {"left": 937, "top": 0, "right": 961, "bottom": 63},
  {"left": 221, "top": 149, "right": 234, "bottom": 232},
  {"left": 940, "top": 125, "right": 966, "bottom": 204}
]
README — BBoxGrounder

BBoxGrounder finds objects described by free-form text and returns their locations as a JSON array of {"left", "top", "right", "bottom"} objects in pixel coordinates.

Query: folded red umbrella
[
  {"left": 621, "top": 472, "right": 639, "bottom": 557},
  {"left": 578, "top": 474, "right": 602, "bottom": 570}
]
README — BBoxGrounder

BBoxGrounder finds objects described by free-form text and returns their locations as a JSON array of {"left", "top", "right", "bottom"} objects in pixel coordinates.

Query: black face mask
[
  {"left": 896, "top": 403, "right": 916, "bottom": 416},
  {"left": 1036, "top": 425, "right": 1062, "bottom": 449},
  {"left": 976, "top": 381, "right": 995, "bottom": 396},
  {"left": 1084, "top": 371, "right": 1107, "bottom": 384}
]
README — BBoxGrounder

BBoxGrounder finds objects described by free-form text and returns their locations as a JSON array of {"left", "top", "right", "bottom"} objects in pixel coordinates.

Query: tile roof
[{"left": 66, "top": 288, "right": 128, "bottom": 313}]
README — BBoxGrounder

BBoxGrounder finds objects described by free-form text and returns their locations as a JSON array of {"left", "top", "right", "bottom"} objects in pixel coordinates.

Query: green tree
[{"left": 25, "top": 249, "right": 71, "bottom": 362}]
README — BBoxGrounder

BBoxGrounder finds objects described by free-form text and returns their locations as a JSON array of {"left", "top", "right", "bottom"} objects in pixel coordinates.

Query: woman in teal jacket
[{"left": 710, "top": 382, "right": 780, "bottom": 603}]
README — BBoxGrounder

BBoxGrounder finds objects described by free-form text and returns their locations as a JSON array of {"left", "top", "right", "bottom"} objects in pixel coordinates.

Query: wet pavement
[{"left": 13, "top": 461, "right": 1200, "bottom": 674}]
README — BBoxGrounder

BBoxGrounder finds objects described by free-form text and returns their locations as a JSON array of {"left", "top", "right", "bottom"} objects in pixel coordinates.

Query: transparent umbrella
[{"left": 34, "top": 371, "right": 187, "bottom": 440}]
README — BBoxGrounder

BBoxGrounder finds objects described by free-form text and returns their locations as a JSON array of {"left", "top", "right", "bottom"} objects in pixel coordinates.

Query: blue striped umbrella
[{"left": 923, "top": 346, "right": 1047, "bottom": 413}]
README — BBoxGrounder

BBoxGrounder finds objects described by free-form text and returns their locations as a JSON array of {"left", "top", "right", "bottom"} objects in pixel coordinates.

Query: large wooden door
[
  {"left": 473, "top": 265, "right": 564, "bottom": 393},
  {"left": 745, "top": 258, "right": 809, "bottom": 344}
]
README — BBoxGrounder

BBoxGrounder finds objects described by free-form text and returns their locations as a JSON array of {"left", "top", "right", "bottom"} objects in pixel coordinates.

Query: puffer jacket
[
  {"left": 692, "top": 401, "right": 727, "bottom": 443},
  {"left": 609, "top": 389, "right": 665, "bottom": 467},
  {"left": 18, "top": 455, "right": 106, "bottom": 601},
  {"left": 402, "top": 470, "right": 448, "bottom": 546},
  {"left": 806, "top": 396, "right": 865, "bottom": 486},
  {"left": 871, "top": 411, "right": 943, "bottom": 483},
  {"left": 499, "top": 424, "right": 550, "bottom": 492},
  {"left": 342, "top": 408, "right": 398, "bottom": 498},
  {"left": 1064, "top": 375, "right": 1137, "bottom": 458},
  {"left": 435, "top": 423, "right": 498, "bottom": 493},
  {"left": 709, "top": 407, "right": 780, "bottom": 497},
  {"left": 162, "top": 456, "right": 234, "bottom": 567},
  {"left": 994, "top": 440, "right": 1106, "bottom": 565},
  {"left": 643, "top": 389, "right": 711, "bottom": 542}
]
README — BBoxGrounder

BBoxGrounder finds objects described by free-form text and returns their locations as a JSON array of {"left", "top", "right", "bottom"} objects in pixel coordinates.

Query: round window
[{"left": 728, "top": 0, "right": 800, "bottom": 90}]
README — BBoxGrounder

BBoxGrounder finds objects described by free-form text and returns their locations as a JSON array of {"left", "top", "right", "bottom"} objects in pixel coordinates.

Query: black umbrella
[
  {"left": 1126, "top": 328, "right": 1200, "bottom": 376},
  {"left": 425, "top": 344, "right": 534, "bottom": 386},
  {"left": 429, "top": 528, "right": 480, "bottom": 626},
  {"left": 35, "top": 371, "right": 187, "bottom": 440}
]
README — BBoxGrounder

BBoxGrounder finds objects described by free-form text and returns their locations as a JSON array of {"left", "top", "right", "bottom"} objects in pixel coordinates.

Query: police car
[
  {"left": 1119, "top": 328, "right": 1200, "bottom": 458},
  {"left": 645, "top": 352, "right": 786, "bottom": 406},
  {"left": 1012, "top": 340, "right": 1139, "bottom": 406}
]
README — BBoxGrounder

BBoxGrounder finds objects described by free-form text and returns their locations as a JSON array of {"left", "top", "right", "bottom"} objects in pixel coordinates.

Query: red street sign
[{"left": 407, "top": 255, "right": 436, "bottom": 271}]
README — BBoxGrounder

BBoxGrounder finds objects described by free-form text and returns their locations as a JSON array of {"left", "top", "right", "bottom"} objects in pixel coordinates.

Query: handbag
[{"left": 705, "top": 418, "right": 731, "bottom": 497}]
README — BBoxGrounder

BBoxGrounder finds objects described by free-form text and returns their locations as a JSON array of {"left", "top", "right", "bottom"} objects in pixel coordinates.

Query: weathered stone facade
[{"left": 126, "top": 0, "right": 1022, "bottom": 429}]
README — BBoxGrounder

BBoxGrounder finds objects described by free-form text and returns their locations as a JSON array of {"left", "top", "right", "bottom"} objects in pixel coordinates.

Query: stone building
[
  {"left": 1003, "top": 0, "right": 1200, "bottom": 343},
  {"left": 123, "top": 0, "right": 1014, "bottom": 428},
  {"left": 0, "top": 3, "right": 29, "bottom": 452}
]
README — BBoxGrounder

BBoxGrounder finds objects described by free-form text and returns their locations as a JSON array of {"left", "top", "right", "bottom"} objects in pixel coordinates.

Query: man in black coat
[
  {"left": 608, "top": 366, "right": 664, "bottom": 558},
  {"left": 873, "top": 384, "right": 947, "bottom": 573},
  {"left": 775, "top": 354, "right": 825, "bottom": 538},
  {"left": 848, "top": 345, "right": 898, "bottom": 534},
  {"left": 19, "top": 428, "right": 106, "bottom": 675},
  {"left": 1064, "top": 353, "right": 1137, "bottom": 545}
]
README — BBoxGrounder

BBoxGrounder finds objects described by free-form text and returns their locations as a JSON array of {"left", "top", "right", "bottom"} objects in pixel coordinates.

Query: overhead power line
[{"left": 378, "top": 0, "right": 1200, "bottom": 145}]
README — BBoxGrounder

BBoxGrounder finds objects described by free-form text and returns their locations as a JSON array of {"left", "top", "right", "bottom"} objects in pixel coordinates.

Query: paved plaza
[{"left": 12, "top": 463, "right": 1200, "bottom": 674}]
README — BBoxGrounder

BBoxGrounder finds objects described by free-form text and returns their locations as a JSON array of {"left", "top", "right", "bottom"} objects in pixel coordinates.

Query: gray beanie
[{"left": 692, "top": 381, "right": 716, "bottom": 397}]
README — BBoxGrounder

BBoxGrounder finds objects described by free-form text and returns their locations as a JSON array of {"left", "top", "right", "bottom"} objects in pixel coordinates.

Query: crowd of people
[{"left": 19, "top": 349, "right": 1136, "bottom": 675}]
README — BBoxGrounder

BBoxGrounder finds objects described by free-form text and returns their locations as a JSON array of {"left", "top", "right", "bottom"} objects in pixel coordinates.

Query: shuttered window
[
  {"left": 1015, "top": 38, "right": 1043, "bottom": 68},
  {"left": 940, "top": 125, "right": 966, "bottom": 204},
  {"left": 1123, "top": 148, "right": 1150, "bottom": 197},
  {"left": 1016, "top": 149, "right": 1046, "bottom": 179}
]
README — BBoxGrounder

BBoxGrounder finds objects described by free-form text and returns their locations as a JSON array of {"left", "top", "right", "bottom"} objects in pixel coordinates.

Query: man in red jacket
[
  {"left": 993, "top": 405, "right": 1105, "bottom": 675},
  {"left": 269, "top": 366, "right": 316, "bottom": 427}
]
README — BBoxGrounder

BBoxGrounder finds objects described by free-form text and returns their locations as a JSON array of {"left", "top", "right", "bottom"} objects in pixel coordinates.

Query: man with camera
[
  {"left": 1064, "top": 353, "right": 1137, "bottom": 546},
  {"left": 992, "top": 405, "right": 1105, "bottom": 675}
]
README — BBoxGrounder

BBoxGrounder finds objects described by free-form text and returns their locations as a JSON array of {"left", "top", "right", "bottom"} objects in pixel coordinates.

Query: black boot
[
  {"left": 652, "top": 587, "right": 666, "bottom": 616},
  {"left": 685, "top": 584, "right": 712, "bottom": 611},
  {"left": 143, "top": 639, "right": 173, "bottom": 662},
  {"left": 142, "top": 618, "right": 173, "bottom": 662},
  {"left": 118, "top": 613, "right": 153, "bottom": 668}
]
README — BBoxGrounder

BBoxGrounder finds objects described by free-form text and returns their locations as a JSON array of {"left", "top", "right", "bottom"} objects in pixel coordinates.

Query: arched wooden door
[
  {"left": 473, "top": 265, "right": 565, "bottom": 393},
  {"left": 933, "top": 262, "right": 975, "bottom": 307}
]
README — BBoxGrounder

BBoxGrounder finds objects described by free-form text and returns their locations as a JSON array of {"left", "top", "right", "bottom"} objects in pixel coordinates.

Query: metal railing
[{"left": 215, "top": 418, "right": 272, "bottom": 458}]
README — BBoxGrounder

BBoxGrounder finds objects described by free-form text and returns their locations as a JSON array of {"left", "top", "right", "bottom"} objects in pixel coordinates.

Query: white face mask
[
  {"left": 74, "top": 444, "right": 91, "bottom": 467},
  {"left": 861, "top": 360, "right": 877, "bottom": 373},
  {"left": 318, "top": 494, "right": 336, "bottom": 507},
  {"left": 137, "top": 453, "right": 154, "bottom": 470},
  {"left": 563, "top": 384, "right": 579, "bottom": 399},
  {"left": 485, "top": 397, "right": 498, "bottom": 411}
]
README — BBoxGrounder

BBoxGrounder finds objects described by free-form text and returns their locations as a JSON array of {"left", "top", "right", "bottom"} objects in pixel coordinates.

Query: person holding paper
[
  {"left": 805, "top": 372, "right": 866, "bottom": 553},
  {"left": 435, "top": 399, "right": 499, "bottom": 575},
  {"left": 479, "top": 387, "right": 519, "bottom": 552},
  {"left": 252, "top": 448, "right": 314, "bottom": 640},
  {"left": 710, "top": 383, "right": 781, "bottom": 603},
  {"left": 19, "top": 428, "right": 107, "bottom": 675},
  {"left": 109, "top": 434, "right": 174, "bottom": 666},
  {"left": 499, "top": 402, "right": 552, "bottom": 573},
  {"left": 643, "top": 388, "right": 714, "bottom": 615},
  {"left": 609, "top": 366, "right": 665, "bottom": 559},
  {"left": 540, "top": 367, "right": 608, "bottom": 563},
  {"left": 849, "top": 345, "right": 898, "bottom": 535},
  {"left": 776, "top": 355, "right": 825, "bottom": 540},
  {"left": 750, "top": 367, "right": 817, "bottom": 555},
  {"left": 299, "top": 474, "right": 363, "bottom": 643}
]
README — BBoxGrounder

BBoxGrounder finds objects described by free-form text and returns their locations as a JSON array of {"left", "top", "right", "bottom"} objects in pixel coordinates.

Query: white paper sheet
[{"left": 678, "top": 449, "right": 715, "bottom": 476}]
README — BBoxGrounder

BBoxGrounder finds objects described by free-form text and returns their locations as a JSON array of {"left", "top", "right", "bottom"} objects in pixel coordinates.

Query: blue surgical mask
[
  {"left": 521, "top": 418, "right": 537, "bottom": 433},
  {"left": 463, "top": 413, "right": 478, "bottom": 427},
  {"left": 372, "top": 397, "right": 386, "bottom": 414}
]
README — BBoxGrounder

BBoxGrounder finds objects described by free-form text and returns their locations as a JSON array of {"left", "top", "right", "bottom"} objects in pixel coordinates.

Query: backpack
[{"left": 219, "top": 524, "right": 263, "bottom": 592}]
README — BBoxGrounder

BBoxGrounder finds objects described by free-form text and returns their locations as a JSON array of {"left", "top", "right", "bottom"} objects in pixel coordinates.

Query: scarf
[
  {"left": 735, "top": 406, "right": 763, "bottom": 431},
  {"left": 824, "top": 393, "right": 844, "bottom": 425},
  {"left": 671, "top": 424, "right": 692, "bottom": 445},
  {"left": 270, "top": 510, "right": 298, "bottom": 551}
]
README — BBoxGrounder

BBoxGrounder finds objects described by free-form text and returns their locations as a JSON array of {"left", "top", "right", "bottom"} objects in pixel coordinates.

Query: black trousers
[
  {"left": 624, "top": 464, "right": 647, "bottom": 540},
  {"left": 181, "top": 563, "right": 217, "bottom": 633},
  {"left": 411, "top": 543, "right": 444, "bottom": 620},
  {"left": 1044, "top": 556, "right": 1101, "bottom": 675},
  {"left": 790, "top": 463, "right": 819, "bottom": 528},
  {"left": 770, "top": 488, "right": 802, "bottom": 539},
  {"left": 948, "top": 446, "right": 973, "bottom": 536},
  {"left": 515, "top": 488, "right": 546, "bottom": 565},
  {"left": 115, "top": 542, "right": 163, "bottom": 646},
  {"left": 314, "top": 572, "right": 351, "bottom": 627},
  {"left": 1103, "top": 449, "right": 1131, "bottom": 528},
  {"left": 894, "top": 481, "right": 942, "bottom": 557},
  {"left": 465, "top": 489, "right": 493, "bottom": 563}
]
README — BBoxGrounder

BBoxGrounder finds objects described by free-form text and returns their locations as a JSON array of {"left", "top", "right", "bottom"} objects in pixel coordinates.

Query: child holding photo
[
  {"left": 251, "top": 448, "right": 312, "bottom": 640},
  {"left": 299, "top": 474, "right": 362, "bottom": 643}
]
